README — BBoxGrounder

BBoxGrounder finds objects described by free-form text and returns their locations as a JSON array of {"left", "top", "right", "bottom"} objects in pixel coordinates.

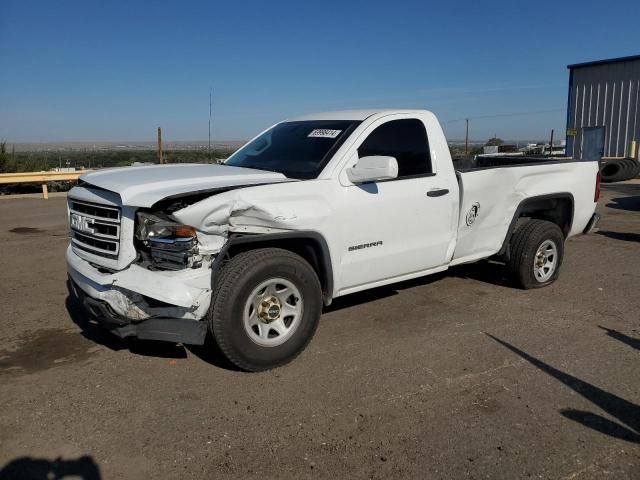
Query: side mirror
[{"left": 346, "top": 156, "right": 398, "bottom": 183}]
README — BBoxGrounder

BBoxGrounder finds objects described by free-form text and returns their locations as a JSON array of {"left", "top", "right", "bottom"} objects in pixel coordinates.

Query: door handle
[{"left": 427, "top": 188, "right": 449, "bottom": 197}]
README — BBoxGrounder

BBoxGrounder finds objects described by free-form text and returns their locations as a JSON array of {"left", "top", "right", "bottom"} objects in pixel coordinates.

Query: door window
[{"left": 357, "top": 119, "right": 432, "bottom": 178}]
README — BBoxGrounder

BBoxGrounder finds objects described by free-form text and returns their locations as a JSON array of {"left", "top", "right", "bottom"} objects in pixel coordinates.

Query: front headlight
[{"left": 135, "top": 212, "right": 197, "bottom": 241}]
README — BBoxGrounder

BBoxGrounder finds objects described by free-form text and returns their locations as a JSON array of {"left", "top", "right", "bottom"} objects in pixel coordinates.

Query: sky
[{"left": 1, "top": 0, "right": 639, "bottom": 143}]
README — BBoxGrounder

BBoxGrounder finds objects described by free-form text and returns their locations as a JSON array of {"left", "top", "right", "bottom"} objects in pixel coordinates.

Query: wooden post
[
  {"left": 465, "top": 119, "right": 469, "bottom": 156},
  {"left": 157, "top": 127, "right": 163, "bottom": 164},
  {"left": 41, "top": 183, "right": 49, "bottom": 200}
]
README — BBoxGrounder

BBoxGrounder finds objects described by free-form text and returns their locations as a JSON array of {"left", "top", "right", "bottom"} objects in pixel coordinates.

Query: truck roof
[{"left": 287, "top": 109, "right": 433, "bottom": 122}]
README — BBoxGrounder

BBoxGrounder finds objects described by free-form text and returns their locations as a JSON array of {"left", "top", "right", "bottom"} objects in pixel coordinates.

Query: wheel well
[
  {"left": 217, "top": 233, "right": 334, "bottom": 305},
  {"left": 517, "top": 196, "right": 573, "bottom": 237},
  {"left": 497, "top": 194, "right": 574, "bottom": 258}
]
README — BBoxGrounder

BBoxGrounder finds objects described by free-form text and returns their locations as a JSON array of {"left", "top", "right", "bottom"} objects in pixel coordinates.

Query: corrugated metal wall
[{"left": 567, "top": 59, "right": 640, "bottom": 158}]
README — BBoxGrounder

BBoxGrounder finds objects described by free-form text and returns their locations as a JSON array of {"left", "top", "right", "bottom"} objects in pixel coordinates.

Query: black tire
[
  {"left": 208, "top": 248, "right": 322, "bottom": 371},
  {"left": 599, "top": 159, "right": 637, "bottom": 183},
  {"left": 600, "top": 160, "right": 624, "bottom": 183},
  {"left": 508, "top": 219, "right": 565, "bottom": 289},
  {"left": 621, "top": 159, "right": 640, "bottom": 179},
  {"left": 618, "top": 159, "right": 635, "bottom": 178}
]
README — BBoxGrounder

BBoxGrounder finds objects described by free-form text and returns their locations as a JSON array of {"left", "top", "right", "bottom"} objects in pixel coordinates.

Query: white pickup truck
[{"left": 67, "top": 109, "right": 600, "bottom": 370}]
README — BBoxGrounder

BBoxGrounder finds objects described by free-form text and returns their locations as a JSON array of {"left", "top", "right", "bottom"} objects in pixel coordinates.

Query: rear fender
[{"left": 497, "top": 193, "right": 574, "bottom": 258}]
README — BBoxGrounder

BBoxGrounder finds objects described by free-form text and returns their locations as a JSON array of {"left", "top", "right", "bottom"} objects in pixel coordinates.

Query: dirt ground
[{"left": 0, "top": 184, "right": 638, "bottom": 479}]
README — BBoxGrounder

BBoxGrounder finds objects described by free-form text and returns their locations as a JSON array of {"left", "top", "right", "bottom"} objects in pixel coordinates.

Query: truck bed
[{"left": 450, "top": 159, "right": 599, "bottom": 266}]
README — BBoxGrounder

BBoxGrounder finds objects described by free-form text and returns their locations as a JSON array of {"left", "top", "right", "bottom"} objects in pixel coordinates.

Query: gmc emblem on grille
[{"left": 70, "top": 213, "right": 96, "bottom": 234}]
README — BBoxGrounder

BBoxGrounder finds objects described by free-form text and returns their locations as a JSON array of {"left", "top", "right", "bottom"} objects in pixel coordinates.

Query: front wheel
[
  {"left": 508, "top": 219, "right": 565, "bottom": 289},
  {"left": 208, "top": 248, "right": 322, "bottom": 371}
]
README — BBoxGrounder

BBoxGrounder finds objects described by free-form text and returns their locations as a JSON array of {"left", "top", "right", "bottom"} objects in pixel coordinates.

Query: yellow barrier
[{"left": 0, "top": 170, "right": 89, "bottom": 199}]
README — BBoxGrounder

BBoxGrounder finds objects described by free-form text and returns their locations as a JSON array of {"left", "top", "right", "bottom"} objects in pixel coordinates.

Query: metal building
[{"left": 566, "top": 54, "right": 640, "bottom": 160}]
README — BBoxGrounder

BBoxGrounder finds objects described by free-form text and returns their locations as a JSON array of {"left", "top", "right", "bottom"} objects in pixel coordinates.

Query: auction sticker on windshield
[{"left": 308, "top": 129, "right": 342, "bottom": 138}]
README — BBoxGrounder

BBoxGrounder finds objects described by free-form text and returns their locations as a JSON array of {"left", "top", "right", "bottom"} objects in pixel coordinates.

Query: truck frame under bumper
[
  {"left": 583, "top": 212, "right": 600, "bottom": 234},
  {"left": 68, "top": 277, "right": 208, "bottom": 345}
]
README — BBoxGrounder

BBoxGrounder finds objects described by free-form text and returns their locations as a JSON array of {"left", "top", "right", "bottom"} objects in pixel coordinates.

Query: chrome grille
[{"left": 69, "top": 199, "right": 121, "bottom": 258}]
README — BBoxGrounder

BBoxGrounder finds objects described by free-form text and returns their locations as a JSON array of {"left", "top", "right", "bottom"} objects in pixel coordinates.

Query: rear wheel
[
  {"left": 209, "top": 248, "right": 322, "bottom": 371},
  {"left": 508, "top": 219, "right": 564, "bottom": 289}
]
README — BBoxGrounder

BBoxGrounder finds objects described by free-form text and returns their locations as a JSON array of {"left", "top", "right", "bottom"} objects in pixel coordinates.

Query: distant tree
[
  {"left": 0, "top": 142, "right": 7, "bottom": 172},
  {"left": 485, "top": 137, "right": 504, "bottom": 146}
]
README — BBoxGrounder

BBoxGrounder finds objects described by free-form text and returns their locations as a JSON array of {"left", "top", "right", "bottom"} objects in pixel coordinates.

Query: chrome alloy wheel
[
  {"left": 533, "top": 240, "right": 558, "bottom": 282},
  {"left": 243, "top": 278, "right": 304, "bottom": 347}
]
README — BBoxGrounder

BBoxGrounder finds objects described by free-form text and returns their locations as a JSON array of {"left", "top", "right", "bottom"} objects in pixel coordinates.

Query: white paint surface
[{"left": 67, "top": 109, "right": 599, "bottom": 322}]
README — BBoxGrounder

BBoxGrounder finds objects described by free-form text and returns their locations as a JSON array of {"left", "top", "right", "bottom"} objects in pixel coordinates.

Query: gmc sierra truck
[{"left": 66, "top": 109, "right": 600, "bottom": 371}]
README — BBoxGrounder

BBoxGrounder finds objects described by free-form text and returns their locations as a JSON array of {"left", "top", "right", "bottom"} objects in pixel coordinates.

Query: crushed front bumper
[
  {"left": 68, "top": 278, "right": 207, "bottom": 344},
  {"left": 66, "top": 245, "right": 211, "bottom": 345},
  {"left": 69, "top": 277, "right": 207, "bottom": 345}
]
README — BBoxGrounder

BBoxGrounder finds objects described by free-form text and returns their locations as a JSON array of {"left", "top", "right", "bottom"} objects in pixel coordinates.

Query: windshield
[{"left": 225, "top": 120, "right": 358, "bottom": 179}]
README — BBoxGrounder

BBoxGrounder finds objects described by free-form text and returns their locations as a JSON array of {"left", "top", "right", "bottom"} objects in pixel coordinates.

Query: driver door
[{"left": 334, "top": 116, "right": 457, "bottom": 293}]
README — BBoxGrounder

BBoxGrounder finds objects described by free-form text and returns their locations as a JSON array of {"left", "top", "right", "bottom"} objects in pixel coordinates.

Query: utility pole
[
  {"left": 208, "top": 87, "right": 213, "bottom": 162},
  {"left": 465, "top": 118, "right": 469, "bottom": 156},
  {"left": 157, "top": 127, "right": 163, "bottom": 164},
  {"left": 549, "top": 129, "right": 554, "bottom": 156}
]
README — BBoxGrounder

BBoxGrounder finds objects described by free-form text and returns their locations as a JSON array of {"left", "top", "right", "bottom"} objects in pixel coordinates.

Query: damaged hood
[
  {"left": 79, "top": 163, "right": 289, "bottom": 207},
  {"left": 172, "top": 179, "right": 332, "bottom": 254}
]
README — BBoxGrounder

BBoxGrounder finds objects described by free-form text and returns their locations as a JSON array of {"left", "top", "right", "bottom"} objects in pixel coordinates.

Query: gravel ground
[{"left": 0, "top": 184, "right": 638, "bottom": 479}]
